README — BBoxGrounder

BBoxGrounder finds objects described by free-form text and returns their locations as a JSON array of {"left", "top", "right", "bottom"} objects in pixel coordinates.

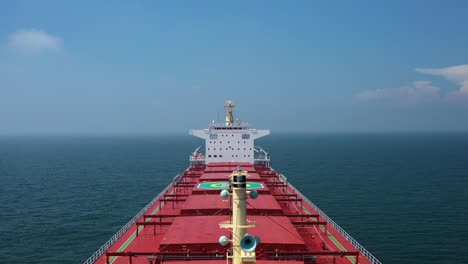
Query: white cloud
[
  {"left": 416, "top": 64, "right": 468, "bottom": 94},
  {"left": 356, "top": 64, "right": 468, "bottom": 103},
  {"left": 355, "top": 81, "right": 441, "bottom": 103},
  {"left": 8, "top": 29, "right": 62, "bottom": 53}
]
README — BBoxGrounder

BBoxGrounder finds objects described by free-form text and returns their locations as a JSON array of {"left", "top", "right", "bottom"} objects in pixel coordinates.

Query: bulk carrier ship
[{"left": 83, "top": 101, "right": 382, "bottom": 264}]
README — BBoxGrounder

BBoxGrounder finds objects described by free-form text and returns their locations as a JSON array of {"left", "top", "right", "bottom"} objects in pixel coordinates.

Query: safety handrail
[
  {"left": 82, "top": 174, "right": 181, "bottom": 264},
  {"left": 284, "top": 180, "right": 382, "bottom": 264}
]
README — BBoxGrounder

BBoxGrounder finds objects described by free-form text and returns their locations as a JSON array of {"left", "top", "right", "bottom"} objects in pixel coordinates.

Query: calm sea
[{"left": 0, "top": 133, "right": 467, "bottom": 264}]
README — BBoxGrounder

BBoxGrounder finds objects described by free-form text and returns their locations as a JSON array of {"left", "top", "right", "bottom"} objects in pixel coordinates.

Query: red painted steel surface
[
  {"left": 200, "top": 172, "right": 262, "bottom": 181},
  {"left": 93, "top": 163, "right": 373, "bottom": 264},
  {"left": 204, "top": 166, "right": 256, "bottom": 173},
  {"left": 180, "top": 194, "right": 283, "bottom": 215},
  {"left": 160, "top": 216, "right": 230, "bottom": 249},
  {"left": 165, "top": 261, "right": 304, "bottom": 264}
]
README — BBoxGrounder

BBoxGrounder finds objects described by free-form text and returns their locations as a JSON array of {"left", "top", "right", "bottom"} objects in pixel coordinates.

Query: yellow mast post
[
  {"left": 231, "top": 168, "right": 248, "bottom": 264},
  {"left": 219, "top": 166, "right": 259, "bottom": 264}
]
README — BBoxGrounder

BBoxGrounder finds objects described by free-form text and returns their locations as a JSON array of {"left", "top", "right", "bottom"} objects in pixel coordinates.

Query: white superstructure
[{"left": 189, "top": 100, "right": 270, "bottom": 164}]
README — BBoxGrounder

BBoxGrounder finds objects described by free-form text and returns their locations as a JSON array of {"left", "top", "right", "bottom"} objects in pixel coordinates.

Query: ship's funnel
[{"left": 240, "top": 233, "right": 258, "bottom": 253}]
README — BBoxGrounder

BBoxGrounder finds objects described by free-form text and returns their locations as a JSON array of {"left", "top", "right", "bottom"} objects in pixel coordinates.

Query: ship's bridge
[{"left": 189, "top": 101, "right": 270, "bottom": 164}]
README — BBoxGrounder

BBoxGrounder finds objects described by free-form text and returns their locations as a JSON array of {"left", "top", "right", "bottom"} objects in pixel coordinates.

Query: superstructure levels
[{"left": 190, "top": 100, "right": 269, "bottom": 164}]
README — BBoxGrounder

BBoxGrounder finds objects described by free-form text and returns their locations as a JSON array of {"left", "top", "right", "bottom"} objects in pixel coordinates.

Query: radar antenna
[{"left": 224, "top": 99, "right": 236, "bottom": 126}]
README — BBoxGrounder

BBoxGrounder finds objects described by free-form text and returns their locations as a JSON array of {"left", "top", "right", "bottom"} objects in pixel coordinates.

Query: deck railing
[
  {"left": 84, "top": 168, "right": 382, "bottom": 264},
  {"left": 82, "top": 174, "right": 181, "bottom": 264},
  {"left": 282, "top": 175, "right": 382, "bottom": 264}
]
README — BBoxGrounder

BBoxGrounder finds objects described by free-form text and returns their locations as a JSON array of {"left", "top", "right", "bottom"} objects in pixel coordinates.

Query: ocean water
[{"left": 0, "top": 133, "right": 467, "bottom": 264}]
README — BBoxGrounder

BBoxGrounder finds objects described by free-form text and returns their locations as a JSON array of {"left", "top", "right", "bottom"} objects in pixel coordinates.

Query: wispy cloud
[
  {"left": 355, "top": 81, "right": 441, "bottom": 103},
  {"left": 7, "top": 29, "right": 63, "bottom": 53},
  {"left": 356, "top": 64, "right": 468, "bottom": 103},
  {"left": 416, "top": 64, "right": 468, "bottom": 94}
]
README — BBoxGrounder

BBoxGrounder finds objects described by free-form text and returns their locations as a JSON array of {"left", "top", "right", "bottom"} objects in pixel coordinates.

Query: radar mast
[{"left": 224, "top": 99, "right": 235, "bottom": 126}]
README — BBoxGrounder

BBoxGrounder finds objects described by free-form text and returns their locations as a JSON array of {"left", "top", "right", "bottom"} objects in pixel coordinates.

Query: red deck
[
  {"left": 204, "top": 166, "right": 256, "bottom": 173},
  {"left": 200, "top": 172, "right": 262, "bottom": 181},
  {"left": 180, "top": 194, "right": 283, "bottom": 215},
  {"left": 92, "top": 163, "right": 375, "bottom": 264}
]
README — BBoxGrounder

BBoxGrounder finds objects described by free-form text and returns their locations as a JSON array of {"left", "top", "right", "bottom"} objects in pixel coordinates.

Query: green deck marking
[
  {"left": 198, "top": 181, "right": 263, "bottom": 190},
  {"left": 109, "top": 189, "right": 175, "bottom": 264}
]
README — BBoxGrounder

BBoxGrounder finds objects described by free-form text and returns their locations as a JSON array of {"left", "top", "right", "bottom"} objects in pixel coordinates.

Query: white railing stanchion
[
  {"left": 278, "top": 173, "right": 382, "bottom": 264},
  {"left": 83, "top": 173, "right": 184, "bottom": 264}
]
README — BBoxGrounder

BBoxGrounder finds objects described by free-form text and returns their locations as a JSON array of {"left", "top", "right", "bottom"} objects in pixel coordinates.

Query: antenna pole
[{"left": 224, "top": 100, "right": 235, "bottom": 126}]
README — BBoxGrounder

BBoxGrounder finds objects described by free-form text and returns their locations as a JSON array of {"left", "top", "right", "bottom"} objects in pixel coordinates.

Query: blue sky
[{"left": 1, "top": 0, "right": 468, "bottom": 133}]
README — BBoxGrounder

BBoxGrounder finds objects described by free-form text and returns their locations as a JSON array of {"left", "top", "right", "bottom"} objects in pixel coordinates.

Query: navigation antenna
[{"left": 224, "top": 99, "right": 235, "bottom": 126}]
